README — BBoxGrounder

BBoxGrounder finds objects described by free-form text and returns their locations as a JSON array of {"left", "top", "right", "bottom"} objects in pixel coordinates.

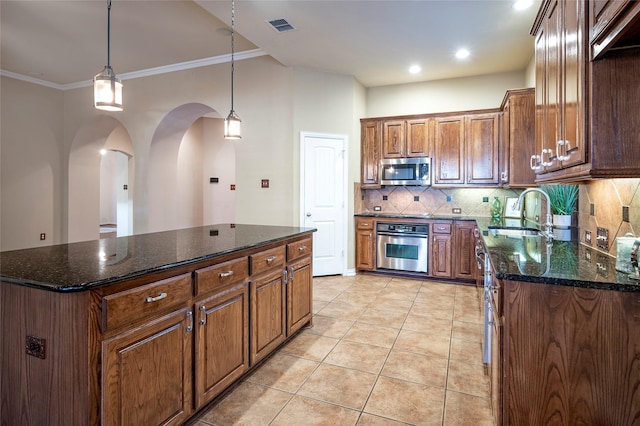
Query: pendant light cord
[
  {"left": 230, "top": 0, "right": 235, "bottom": 112},
  {"left": 107, "top": 0, "right": 112, "bottom": 69}
]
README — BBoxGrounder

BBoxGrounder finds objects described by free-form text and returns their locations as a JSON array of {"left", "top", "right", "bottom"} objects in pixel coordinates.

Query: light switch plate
[{"left": 596, "top": 227, "right": 609, "bottom": 251}]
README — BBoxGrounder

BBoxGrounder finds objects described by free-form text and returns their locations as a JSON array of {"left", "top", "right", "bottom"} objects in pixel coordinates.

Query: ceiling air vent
[{"left": 267, "top": 18, "right": 295, "bottom": 33}]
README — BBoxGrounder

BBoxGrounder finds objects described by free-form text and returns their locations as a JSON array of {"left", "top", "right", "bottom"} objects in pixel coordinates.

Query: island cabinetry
[
  {"left": 382, "top": 118, "right": 433, "bottom": 158},
  {"left": 193, "top": 261, "right": 249, "bottom": 407},
  {"left": 361, "top": 119, "right": 382, "bottom": 188},
  {"left": 499, "top": 88, "right": 536, "bottom": 187},
  {"left": 249, "top": 247, "right": 287, "bottom": 365},
  {"left": 502, "top": 280, "right": 640, "bottom": 424},
  {"left": 355, "top": 217, "right": 375, "bottom": 271},
  {"left": 431, "top": 221, "right": 452, "bottom": 278},
  {"left": 286, "top": 238, "right": 313, "bottom": 336},
  {"left": 453, "top": 221, "right": 480, "bottom": 281}
]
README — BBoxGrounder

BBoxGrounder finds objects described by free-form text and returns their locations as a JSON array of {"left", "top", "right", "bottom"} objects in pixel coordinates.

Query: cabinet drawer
[
  {"left": 287, "top": 238, "right": 313, "bottom": 261},
  {"left": 250, "top": 246, "right": 286, "bottom": 276},
  {"left": 102, "top": 273, "right": 192, "bottom": 332},
  {"left": 356, "top": 219, "right": 374, "bottom": 230},
  {"left": 432, "top": 222, "right": 452, "bottom": 234},
  {"left": 196, "top": 257, "right": 249, "bottom": 295}
]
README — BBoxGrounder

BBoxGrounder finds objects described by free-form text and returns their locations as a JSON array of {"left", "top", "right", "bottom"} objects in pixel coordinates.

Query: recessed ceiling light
[
  {"left": 512, "top": 0, "right": 534, "bottom": 10},
  {"left": 455, "top": 48, "right": 470, "bottom": 59},
  {"left": 409, "top": 65, "right": 421, "bottom": 74}
]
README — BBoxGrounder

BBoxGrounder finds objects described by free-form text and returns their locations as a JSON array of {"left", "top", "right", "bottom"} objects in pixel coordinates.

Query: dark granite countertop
[
  {"left": 355, "top": 212, "right": 640, "bottom": 292},
  {"left": 354, "top": 212, "right": 476, "bottom": 221},
  {"left": 0, "top": 224, "right": 316, "bottom": 293}
]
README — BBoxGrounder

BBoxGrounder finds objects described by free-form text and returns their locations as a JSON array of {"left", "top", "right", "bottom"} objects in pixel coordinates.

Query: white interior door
[{"left": 301, "top": 132, "right": 346, "bottom": 276}]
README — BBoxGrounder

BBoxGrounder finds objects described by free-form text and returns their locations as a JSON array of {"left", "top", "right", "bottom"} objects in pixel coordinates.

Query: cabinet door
[
  {"left": 490, "top": 303, "right": 503, "bottom": 425},
  {"left": 361, "top": 120, "right": 382, "bottom": 187},
  {"left": 382, "top": 120, "right": 406, "bottom": 158},
  {"left": 504, "top": 90, "right": 537, "bottom": 187},
  {"left": 466, "top": 113, "right": 500, "bottom": 185},
  {"left": 102, "top": 307, "right": 193, "bottom": 426},
  {"left": 434, "top": 116, "right": 465, "bottom": 185},
  {"left": 454, "top": 221, "right": 478, "bottom": 280},
  {"left": 194, "top": 283, "right": 249, "bottom": 407},
  {"left": 250, "top": 269, "right": 287, "bottom": 365},
  {"left": 431, "top": 234, "right": 452, "bottom": 278},
  {"left": 406, "top": 118, "right": 433, "bottom": 157},
  {"left": 287, "top": 258, "right": 313, "bottom": 336},
  {"left": 355, "top": 221, "right": 375, "bottom": 271}
]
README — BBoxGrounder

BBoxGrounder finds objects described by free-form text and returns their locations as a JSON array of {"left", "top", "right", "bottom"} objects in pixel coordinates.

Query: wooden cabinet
[
  {"left": 287, "top": 257, "right": 313, "bottom": 336},
  {"left": 361, "top": 119, "right": 382, "bottom": 187},
  {"left": 453, "top": 221, "right": 480, "bottom": 280},
  {"left": 355, "top": 217, "right": 375, "bottom": 271},
  {"left": 499, "top": 88, "right": 536, "bottom": 187},
  {"left": 489, "top": 285, "right": 502, "bottom": 426},
  {"left": 431, "top": 221, "right": 452, "bottom": 278},
  {"left": 590, "top": 0, "right": 640, "bottom": 59},
  {"left": 433, "top": 112, "right": 500, "bottom": 186},
  {"left": 250, "top": 269, "right": 287, "bottom": 365},
  {"left": 382, "top": 118, "right": 433, "bottom": 158},
  {"left": 502, "top": 280, "right": 640, "bottom": 424},
  {"left": 194, "top": 283, "right": 249, "bottom": 407},
  {"left": 102, "top": 306, "right": 193, "bottom": 426}
]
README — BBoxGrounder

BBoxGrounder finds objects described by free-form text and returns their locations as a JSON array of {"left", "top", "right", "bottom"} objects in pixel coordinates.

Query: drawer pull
[
  {"left": 218, "top": 270, "right": 234, "bottom": 278},
  {"left": 266, "top": 256, "right": 277, "bottom": 264},
  {"left": 186, "top": 311, "right": 193, "bottom": 332},
  {"left": 145, "top": 292, "right": 167, "bottom": 303},
  {"left": 298, "top": 245, "right": 307, "bottom": 252}
]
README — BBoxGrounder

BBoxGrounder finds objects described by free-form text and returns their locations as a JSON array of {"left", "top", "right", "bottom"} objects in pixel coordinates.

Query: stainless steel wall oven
[{"left": 376, "top": 223, "right": 429, "bottom": 273}]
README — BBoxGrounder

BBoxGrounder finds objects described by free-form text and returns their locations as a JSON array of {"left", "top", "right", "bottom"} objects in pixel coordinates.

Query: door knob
[{"left": 306, "top": 212, "right": 312, "bottom": 217}]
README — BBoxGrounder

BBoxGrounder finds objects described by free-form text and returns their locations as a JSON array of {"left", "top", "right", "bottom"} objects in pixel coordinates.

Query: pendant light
[
  {"left": 224, "top": 0, "right": 241, "bottom": 139},
  {"left": 94, "top": 0, "right": 123, "bottom": 111}
]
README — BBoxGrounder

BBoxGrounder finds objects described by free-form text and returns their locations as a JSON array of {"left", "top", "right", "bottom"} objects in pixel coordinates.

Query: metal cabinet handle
[
  {"left": 500, "top": 170, "right": 508, "bottom": 182},
  {"left": 289, "top": 266, "right": 295, "bottom": 283},
  {"left": 145, "top": 292, "right": 167, "bottom": 303},
  {"left": 298, "top": 245, "right": 307, "bottom": 252},
  {"left": 199, "top": 305, "right": 206, "bottom": 325},
  {"left": 530, "top": 154, "right": 541, "bottom": 171},
  {"left": 556, "top": 140, "right": 571, "bottom": 161},
  {"left": 266, "top": 256, "right": 277, "bottom": 264},
  {"left": 541, "top": 148, "right": 554, "bottom": 167},
  {"left": 218, "top": 270, "right": 234, "bottom": 278},
  {"left": 283, "top": 268, "right": 289, "bottom": 284},
  {"left": 186, "top": 311, "right": 193, "bottom": 332}
]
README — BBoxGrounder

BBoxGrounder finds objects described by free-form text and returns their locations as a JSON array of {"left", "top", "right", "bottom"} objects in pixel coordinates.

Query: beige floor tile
[
  {"left": 343, "top": 321, "right": 400, "bottom": 348},
  {"left": 452, "top": 320, "right": 483, "bottom": 343},
  {"left": 414, "top": 291, "right": 455, "bottom": 307},
  {"left": 394, "top": 329, "right": 450, "bottom": 359},
  {"left": 447, "top": 359, "right": 490, "bottom": 398},
  {"left": 443, "top": 391, "right": 494, "bottom": 426},
  {"left": 198, "top": 381, "right": 292, "bottom": 425},
  {"left": 381, "top": 349, "right": 448, "bottom": 388},
  {"left": 313, "top": 299, "right": 329, "bottom": 314},
  {"left": 318, "top": 300, "right": 367, "bottom": 320},
  {"left": 410, "top": 301, "right": 454, "bottom": 320},
  {"left": 271, "top": 395, "right": 360, "bottom": 426},
  {"left": 402, "top": 313, "right": 452, "bottom": 336},
  {"left": 355, "top": 275, "right": 392, "bottom": 287},
  {"left": 333, "top": 291, "right": 379, "bottom": 307},
  {"left": 356, "top": 413, "right": 412, "bottom": 425},
  {"left": 371, "top": 296, "right": 413, "bottom": 313},
  {"left": 279, "top": 332, "right": 339, "bottom": 361},
  {"left": 364, "top": 376, "right": 445, "bottom": 425},
  {"left": 306, "top": 314, "right": 355, "bottom": 339},
  {"left": 297, "top": 364, "right": 378, "bottom": 410},
  {"left": 453, "top": 301, "right": 483, "bottom": 324},
  {"left": 358, "top": 307, "right": 407, "bottom": 329},
  {"left": 246, "top": 353, "right": 319, "bottom": 393},
  {"left": 313, "top": 284, "right": 346, "bottom": 302},
  {"left": 419, "top": 281, "right": 457, "bottom": 296},
  {"left": 450, "top": 337, "right": 483, "bottom": 365},
  {"left": 387, "top": 277, "right": 423, "bottom": 291},
  {"left": 325, "top": 340, "right": 391, "bottom": 374},
  {"left": 377, "top": 287, "right": 419, "bottom": 301}
]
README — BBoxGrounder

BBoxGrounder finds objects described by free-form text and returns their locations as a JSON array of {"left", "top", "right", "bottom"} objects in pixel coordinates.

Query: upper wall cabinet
[
  {"left": 590, "top": 0, "right": 640, "bottom": 59},
  {"left": 361, "top": 119, "right": 382, "bottom": 188},
  {"left": 531, "top": 0, "right": 640, "bottom": 182},
  {"left": 500, "top": 88, "right": 536, "bottom": 187},
  {"left": 382, "top": 118, "right": 433, "bottom": 158}
]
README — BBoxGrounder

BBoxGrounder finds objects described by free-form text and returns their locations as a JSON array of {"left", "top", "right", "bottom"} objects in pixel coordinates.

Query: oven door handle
[{"left": 377, "top": 232, "right": 429, "bottom": 238}]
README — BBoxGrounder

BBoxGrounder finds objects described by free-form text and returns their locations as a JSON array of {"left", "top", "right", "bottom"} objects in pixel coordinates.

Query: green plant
[{"left": 542, "top": 184, "right": 579, "bottom": 215}]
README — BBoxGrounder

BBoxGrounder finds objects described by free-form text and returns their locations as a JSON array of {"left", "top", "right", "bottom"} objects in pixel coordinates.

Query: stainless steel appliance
[
  {"left": 376, "top": 222, "right": 429, "bottom": 273},
  {"left": 380, "top": 157, "right": 432, "bottom": 186}
]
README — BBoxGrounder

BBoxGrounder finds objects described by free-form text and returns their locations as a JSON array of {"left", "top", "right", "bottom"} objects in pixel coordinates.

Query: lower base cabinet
[
  {"left": 250, "top": 269, "right": 287, "bottom": 365},
  {"left": 102, "top": 307, "right": 194, "bottom": 426},
  {"left": 287, "top": 257, "right": 313, "bottom": 335}
]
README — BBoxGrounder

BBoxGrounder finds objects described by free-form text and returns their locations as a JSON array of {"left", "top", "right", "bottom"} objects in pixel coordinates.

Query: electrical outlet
[
  {"left": 452, "top": 208, "right": 462, "bottom": 214},
  {"left": 373, "top": 206, "right": 381, "bottom": 211},
  {"left": 39, "top": 233, "right": 46, "bottom": 241},
  {"left": 596, "top": 227, "right": 609, "bottom": 251},
  {"left": 623, "top": 206, "right": 630, "bottom": 222},
  {"left": 585, "top": 230, "right": 592, "bottom": 244},
  {"left": 590, "top": 203, "right": 595, "bottom": 216},
  {"left": 482, "top": 197, "right": 489, "bottom": 202}
]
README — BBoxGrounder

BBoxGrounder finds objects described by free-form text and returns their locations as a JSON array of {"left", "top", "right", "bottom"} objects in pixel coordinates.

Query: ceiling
[{"left": 0, "top": 0, "right": 540, "bottom": 89}]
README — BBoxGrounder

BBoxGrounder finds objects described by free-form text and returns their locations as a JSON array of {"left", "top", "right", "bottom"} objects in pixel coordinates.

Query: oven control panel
[{"left": 376, "top": 223, "right": 429, "bottom": 235}]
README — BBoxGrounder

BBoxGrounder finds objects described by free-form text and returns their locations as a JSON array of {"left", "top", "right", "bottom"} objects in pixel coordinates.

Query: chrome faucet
[{"left": 516, "top": 188, "right": 554, "bottom": 240}]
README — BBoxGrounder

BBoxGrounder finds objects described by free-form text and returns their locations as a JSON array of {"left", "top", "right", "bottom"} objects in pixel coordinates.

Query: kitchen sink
[{"left": 488, "top": 227, "right": 542, "bottom": 237}]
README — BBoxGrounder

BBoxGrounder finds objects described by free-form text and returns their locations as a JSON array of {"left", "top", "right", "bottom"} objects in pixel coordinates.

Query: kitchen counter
[
  {"left": 0, "top": 224, "right": 316, "bottom": 292},
  {"left": 356, "top": 212, "right": 640, "bottom": 292}
]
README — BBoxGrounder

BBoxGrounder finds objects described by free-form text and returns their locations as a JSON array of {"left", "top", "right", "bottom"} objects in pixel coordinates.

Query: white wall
[
  {"left": 525, "top": 54, "right": 536, "bottom": 88},
  {"left": 202, "top": 117, "right": 236, "bottom": 225}
]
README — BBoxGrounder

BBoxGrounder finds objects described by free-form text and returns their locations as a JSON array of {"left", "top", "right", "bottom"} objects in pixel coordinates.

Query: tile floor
[{"left": 192, "top": 274, "right": 494, "bottom": 426}]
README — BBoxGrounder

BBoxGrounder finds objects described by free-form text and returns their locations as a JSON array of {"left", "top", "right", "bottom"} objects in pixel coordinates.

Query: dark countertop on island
[
  {"left": 0, "top": 224, "right": 316, "bottom": 293},
  {"left": 356, "top": 212, "right": 640, "bottom": 292}
]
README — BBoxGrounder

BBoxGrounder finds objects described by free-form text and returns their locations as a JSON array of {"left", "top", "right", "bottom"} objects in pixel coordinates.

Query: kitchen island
[{"left": 0, "top": 224, "right": 315, "bottom": 426}]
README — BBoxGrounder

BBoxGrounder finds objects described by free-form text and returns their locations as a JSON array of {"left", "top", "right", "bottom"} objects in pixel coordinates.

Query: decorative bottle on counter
[{"left": 490, "top": 196, "right": 502, "bottom": 219}]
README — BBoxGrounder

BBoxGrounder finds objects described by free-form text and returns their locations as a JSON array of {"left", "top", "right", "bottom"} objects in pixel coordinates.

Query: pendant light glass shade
[
  {"left": 94, "top": 0, "right": 123, "bottom": 112},
  {"left": 94, "top": 66, "right": 123, "bottom": 111},
  {"left": 224, "top": 0, "right": 241, "bottom": 139}
]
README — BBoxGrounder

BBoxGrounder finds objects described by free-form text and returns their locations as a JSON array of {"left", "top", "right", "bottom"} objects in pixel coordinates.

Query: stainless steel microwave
[{"left": 380, "top": 157, "right": 432, "bottom": 186}]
